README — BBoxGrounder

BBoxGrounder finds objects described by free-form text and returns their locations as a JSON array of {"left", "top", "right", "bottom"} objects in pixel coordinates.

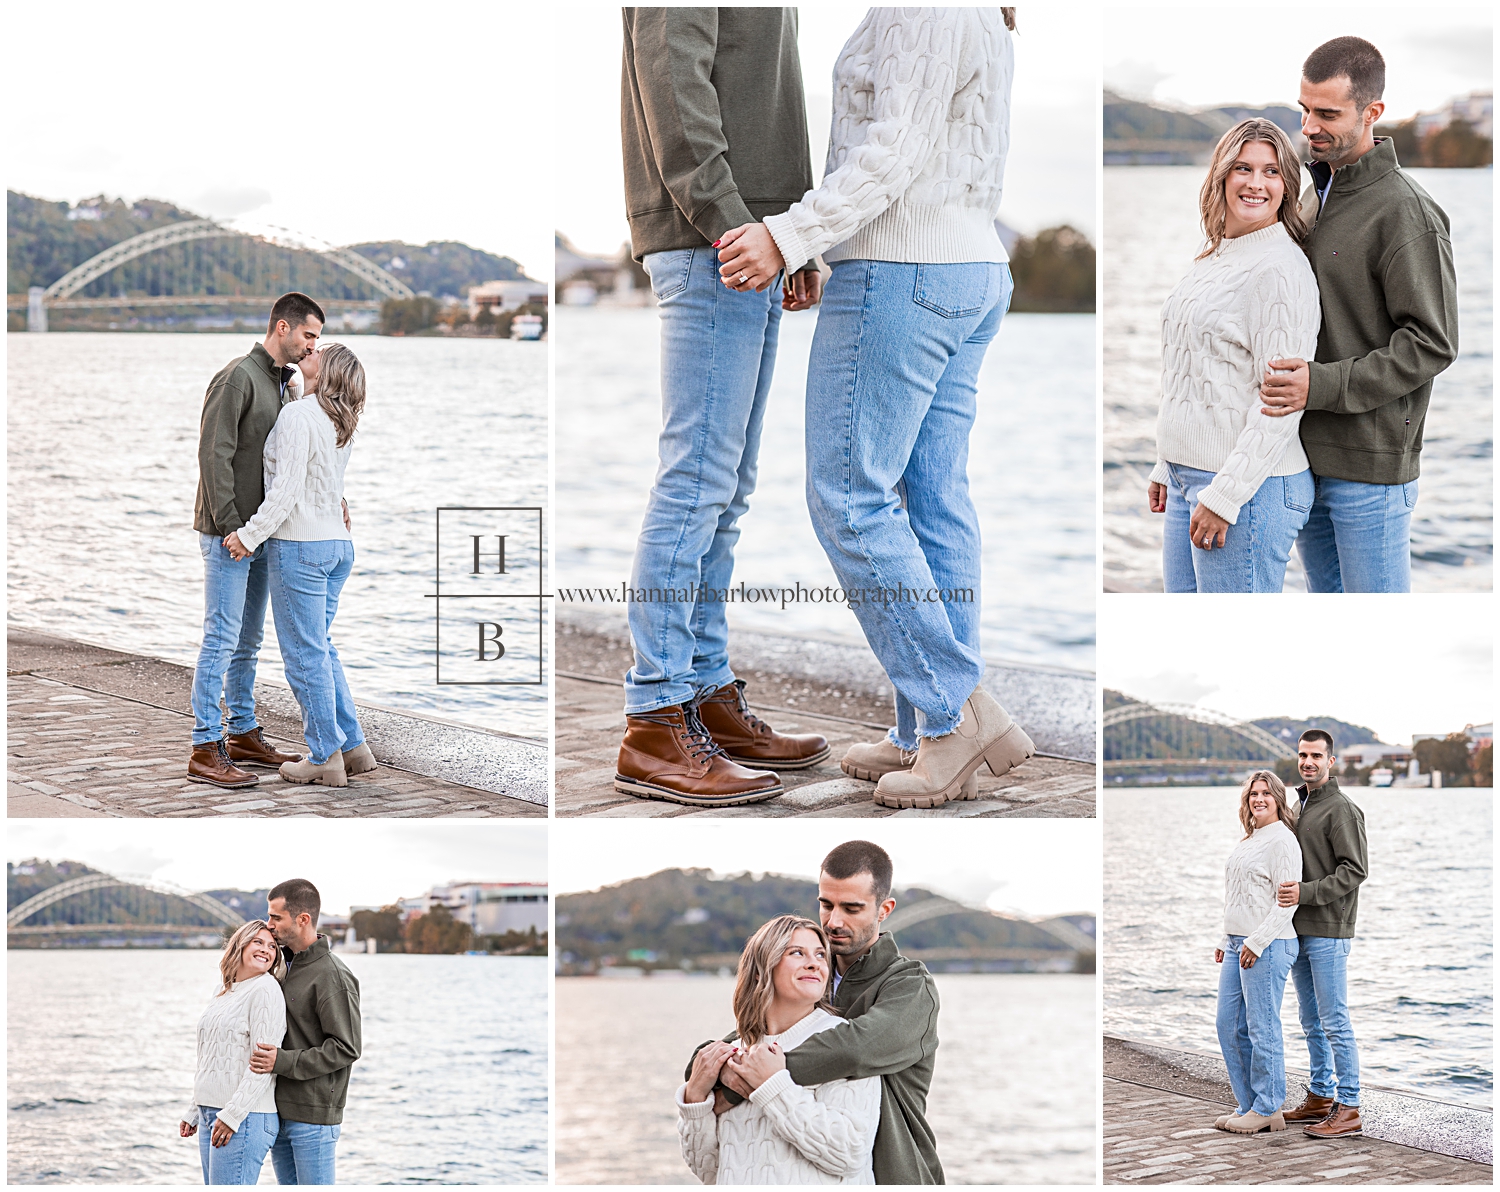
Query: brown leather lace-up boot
[
  {"left": 226, "top": 727, "right": 303, "bottom": 768},
  {"left": 615, "top": 702, "right": 784, "bottom": 806},
  {"left": 1302, "top": 1104, "right": 1363, "bottom": 1138},
  {"left": 695, "top": 680, "right": 830, "bottom": 770},
  {"left": 1282, "top": 1091, "right": 1337, "bottom": 1124},
  {"left": 187, "top": 740, "right": 259, "bottom": 788}
]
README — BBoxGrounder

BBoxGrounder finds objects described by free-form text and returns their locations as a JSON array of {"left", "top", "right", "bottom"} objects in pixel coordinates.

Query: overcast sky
[
  {"left": 1105, "top": 8, "right": 1492, "bottom": 120},
  {"left": 555, "top": 4, "right": 1097, "bottom": 256},
  {"left": 550, "top": 820, "right": 1100, "bottom": 918},
  {"left": 6, "top": 822, "right": 547, "bottom": 916},
  {"left": 6, "top": 5, "right": 553, "bottom": 279},
  {"left": 1101, "top": 596, "right": 1493, "bottom": 745}
]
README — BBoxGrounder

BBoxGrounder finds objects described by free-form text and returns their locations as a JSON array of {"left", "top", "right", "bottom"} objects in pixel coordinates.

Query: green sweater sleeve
[
  {"left": 1301, "top": 807, "right": 1369, "bottom": 906},
  {"left": 623, "top": 7, "right": 756, "bottom": 242},
  {"left": 1307, "top": 230, "right": 1459, "bottom": 414},
  {"left": 785, "top": 970, "right": 938, "bottom": 1086},
  {"left": 199, "top": 371, "right": 250, "bottom": 533},
  {"left": 273, "top": 975, "right": 362, "bottom": 1080}
]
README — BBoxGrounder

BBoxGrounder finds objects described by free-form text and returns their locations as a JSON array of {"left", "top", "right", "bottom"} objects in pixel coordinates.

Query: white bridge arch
[
  {"left": 1103, "top": 698, "right": 1294, "bottom": 759},
  {"left": 7, "top": 872, "right": 244, "bottom": 930},
  {"left": 882, "top": 897, "right": 1096, "bottom": 953}
]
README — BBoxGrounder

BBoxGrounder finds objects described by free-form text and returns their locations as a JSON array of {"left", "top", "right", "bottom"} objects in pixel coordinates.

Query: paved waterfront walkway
[
  {"left": 7, "top": 629, "right": 544, "bottom": 818},
  {"left": 1105, "top": 1038, "right": 1492, "bottom": 1185},
  {"left": 556, "top": 620, "right": 1095, "bottom": 818}
]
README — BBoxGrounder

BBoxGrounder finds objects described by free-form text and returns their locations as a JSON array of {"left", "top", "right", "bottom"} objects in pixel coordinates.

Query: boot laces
[
  {"left": 215, "top": 740, "right": 236, "bottom": 767},
  {"left": 682, "top": 701, "right": 729, "bottom": 762},
  {"left": 726, "top": 680, "right": 770, "bottom": 734}
]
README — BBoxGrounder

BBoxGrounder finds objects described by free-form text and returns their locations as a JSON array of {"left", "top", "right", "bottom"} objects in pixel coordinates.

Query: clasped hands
[
  {"left": 715, "top": 223, "right": 822, "bottom": 311},
  {"left": 222, "top": 501, "right": 351, "bottom": 560},
  {"left": 685, "top": 1038, "right": 787, "bottom": 1114}
]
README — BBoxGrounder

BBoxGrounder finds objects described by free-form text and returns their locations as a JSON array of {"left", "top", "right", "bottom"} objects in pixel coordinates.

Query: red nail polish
[{"left": 712, "top": 240, "right": 721, "bottom": 248}]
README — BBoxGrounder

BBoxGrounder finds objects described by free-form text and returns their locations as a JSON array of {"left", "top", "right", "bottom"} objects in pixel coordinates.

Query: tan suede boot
[
  {"left": 873, "top": 686, "right": 1033, "bottom": 809},
  {"left": 341, "top": 742, "right": 378, "bottom": 775},
  {"left": 279, "top": 753, "right": 348, "bottom": 788},
  {"left": 1224, "top": 1110, "right": 1287, "bottom": 1134},
  {"left": 840, "top": 739, "right": 977, "bottom": 798}
]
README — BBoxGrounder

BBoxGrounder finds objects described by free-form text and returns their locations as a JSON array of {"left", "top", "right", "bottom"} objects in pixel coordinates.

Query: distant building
[
  {"left": 401, "top": 882, "right": 548, "bottom": 935},
  {"left": 1414, "top": 90, "right": 1493, "bottom": 140},
  {"left": 468, "top": 279, "right": 548, "bottom": 320},
  {"left": 1340, "top": 742, "right": 1415, "bottom": 769}
]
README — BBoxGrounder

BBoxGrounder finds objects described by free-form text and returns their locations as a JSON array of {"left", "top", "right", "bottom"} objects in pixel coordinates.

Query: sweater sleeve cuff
[
  {"left": 1219, "top": 934, "right": 1232, "bottom": 952},
  {"left": 695, "top": 192, "right": 757, "bottom": 245},
  {"left": 676, "top": 1084, "right": 715, "bottom": 1117},
  {"left": 764, "top": 212, "right": 813, "bottom": 276},
  {"left": 1305, "top": 360, "right": 1341, "bottom": 412},
  {"left": 1196, "top": 483, "right": 1242, "bottom": 525},
  {"left": 236, "top": 523, "right": 267, "bottom": 552},
  {"left": 748, "top": 1068, "right": 796, "bottom": 1108},
  {"left": 215, "top": 1106, "right": 247, "bottom": 1133},
  {"left": 1148, "top": 460, "right": 1170, "bottom": 486}
]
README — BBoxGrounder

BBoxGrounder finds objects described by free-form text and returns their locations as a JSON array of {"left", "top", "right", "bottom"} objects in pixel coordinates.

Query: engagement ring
[{"left": 739, "top": 272, "right": 748, "bottom": 284}]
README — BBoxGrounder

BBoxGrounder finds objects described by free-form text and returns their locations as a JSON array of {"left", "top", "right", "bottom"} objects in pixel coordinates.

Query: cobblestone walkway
[
  {"left": 556, "top": 672, "right": 1095, "bottom": 817},
  {"left": 1105, "top": 1078, "right": 1492, "bottom": 1184}
]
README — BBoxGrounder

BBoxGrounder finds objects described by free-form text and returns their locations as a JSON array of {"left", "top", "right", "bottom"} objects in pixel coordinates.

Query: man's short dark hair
[
  {"left": 267, "top": 292, "right": 325, "bottom": 336},
  {"left": 1299, "top": 729, "right": 1336, "bottom": 755},
  {"left": 820, "top": 840, "right": 893, "bottom": 904},
  {"left": 1303, "top": 37, "right": 1386, "bottom": 112},
  {"left": 268, "top": 878, "right": 321, "bottom": 927}
]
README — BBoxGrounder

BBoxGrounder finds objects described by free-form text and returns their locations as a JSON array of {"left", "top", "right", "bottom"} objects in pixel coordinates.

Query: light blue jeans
[
  {"left": 191, "top": 534, "right": 270, "bottom": 746},
  {"left": 1216, "top": 935, "right": 1299, "bottom": 1117},
  {"left": 196, "top": 1107, "right": 279, "bottom": 1185},
  {"left": 624, "top": 246, "right": 783, "bottom": 713},
  {"left": 1162, "top": 464, "right": 1314, "bottom": 593},
  {"left": 1292, "top": 935, "right": 1361, "bottom": 1106},
  {"left": 806, "top": 260, "right": 1010, "bottom": 745},
  {"left": 1296, "top": 475, "right": 1417, "bottom": 592},
  {"left": 266, "top": 538, "right": 365, "bottom": 765},
  {"left": 270, "top": 1118, "right": 341, "bottom": 1186}
]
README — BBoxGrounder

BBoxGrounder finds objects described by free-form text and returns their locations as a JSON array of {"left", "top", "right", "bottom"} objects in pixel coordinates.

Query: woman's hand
[
  {"left": 180, "top": 1120, "right": 197, "bottom": 1138},
  {"left": 1148, "top": 482, "right": 1167, "bottom": 514},
  {"left": 726, "top": 1039, "right": 786, "bottom": 1093},
  {"left": 1214, "top": 948, "right": 1225, "bottom": 964},
  {"left": 1189, "top": 503, "right": 1230, "bottom": 551},
  {"left": 685, "top": 1041, "right": 736, "bottom": 1105},
  {"left": 1239, "top": 944, "right": 1259, "bottom": 970},
  {"left": 716, "top": 224, "right": 785, "bottom": 292},
  {"left": 223, "top": 532, "right": 251, "bottom": 561},
  {"left": 210, "top": 1118, "right": 236, "bottom": 1148}
]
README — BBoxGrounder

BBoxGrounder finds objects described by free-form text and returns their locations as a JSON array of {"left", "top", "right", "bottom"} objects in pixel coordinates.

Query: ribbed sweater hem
[{"left": 822, "top": 203, "right": 1007, "bottom": 270}]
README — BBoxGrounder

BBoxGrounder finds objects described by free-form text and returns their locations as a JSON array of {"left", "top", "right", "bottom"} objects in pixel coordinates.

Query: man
[
  {"left": 613, "top": 8, "right": 830, "bottom": 808},
  {"left": 1261, "top": 37, "right": 1459, "bottom": 592},
  {"left": 253, "top": 878, "right": 362, "bottom": 1184},
  {"left": 188, "top": 293, "right": 329, "bottom": 788},
  {"left": 689, "top": 840, "right": 944, "bottom": 1183},
  {"left": 1276, "top": 730, "right": 1369, "bottom": 1138}
]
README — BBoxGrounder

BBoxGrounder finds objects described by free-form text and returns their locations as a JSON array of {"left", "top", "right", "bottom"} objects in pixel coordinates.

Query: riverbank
[
  {"left": 6, "top": 627, "right": 546, "bottom": 816},
  {"left": 1105, "top": 1035, "right": 1492, "bottom": 1184}
]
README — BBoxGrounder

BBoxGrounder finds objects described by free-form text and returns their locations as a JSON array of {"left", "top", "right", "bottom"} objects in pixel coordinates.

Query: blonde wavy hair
[
  {"left": 1238, "top": 769, "right": 1297, "bottom": 839},
  {"left": 732, "top": 915, "right": 836, "bottom": 1048},
  {"left": 1198, "top": 118, "right": 1309, "bottom": 259},
  {"left": 315, "top": 342, "right": 366, "bottom": 447},
  {"left": 217, "top": 919, "right": 285, "bottom": 996}
]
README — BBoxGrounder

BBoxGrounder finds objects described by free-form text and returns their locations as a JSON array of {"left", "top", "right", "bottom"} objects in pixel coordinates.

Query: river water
[
  {"left": 6, "top": 950, "right": 549, "bottom": 1184},
  {"left": 556, "top": 307, "right": 1096, "bottom": 673},
  {"left": 1104, "top": 788, "right": 1492, "bottom": 1108},
  {"left": 1103, "top": 166, "right": 1492, "bottom": 592},
  {"left": 6, "top": 333, "right": 549, "bottom": 739},
  {"left": 555, "top": 972, "right": 1095, "bottom": 1185}
]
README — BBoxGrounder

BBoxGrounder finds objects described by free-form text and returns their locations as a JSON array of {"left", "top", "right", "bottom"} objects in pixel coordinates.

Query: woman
[
  {"left": 225, "top": 342, "right": 376, "bottom": 788},
  {"left": 180, "top": 921, "right": 287, "bottom": 1184},
  {"left": 1215, "top": 770, "right": 1303, "bottom": 1134},
  {"left": 677, "top": 916, "right": 879, "bottom": 1184},
  {"left": 1147, "top": 119, "right": 1321, "bottom": 592},
  {"left": 712, "top": 8, "right": 1032, "bottom": 811}
]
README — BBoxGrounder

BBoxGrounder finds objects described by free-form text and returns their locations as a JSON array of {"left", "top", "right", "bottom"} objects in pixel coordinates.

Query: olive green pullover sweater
[
  {"left": 194, "top": 343, "right": 296, "bottom": 536},
  {"left": 272, "top": 935, "right": 362, "bottom": 1125},
  {"left": 1299, "top": 137, "right": 1459, "bottom": 484},
  {"left": 691, "top": 932, "right": 943, "bottom": 1184},
  {"left": 620, "top": 7, "right": 813, "bottom": 260},
  {"left": 1293, "top": 777, "right": 1369, "bottom": 939}
]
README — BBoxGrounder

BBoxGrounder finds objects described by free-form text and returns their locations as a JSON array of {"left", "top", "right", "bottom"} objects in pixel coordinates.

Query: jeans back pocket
[
  {"left": 913, "top": 262, "right": 993, "bottom": 318},
  {"left": 643, "top": 249, "right": 694, "bottom": 301}
]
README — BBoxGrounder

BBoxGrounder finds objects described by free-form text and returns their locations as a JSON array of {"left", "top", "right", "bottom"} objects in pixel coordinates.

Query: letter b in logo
[{"left": 478, "top": 622, "right": 505, "bottom": 661}]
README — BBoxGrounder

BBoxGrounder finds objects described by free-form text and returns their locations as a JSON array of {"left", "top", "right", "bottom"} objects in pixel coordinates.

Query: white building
[
  {"left": 424, "top": 882, "right": 548, "bottom": 935},
  {"left": 1339, "top": 741, "right": 1415, "bottom": 769},
  {"left": 1414, "top": 90, "right": 1493, "bottom": 140},
  {"left": 467, "top": 279, "right": 549, "bottom": 320}
]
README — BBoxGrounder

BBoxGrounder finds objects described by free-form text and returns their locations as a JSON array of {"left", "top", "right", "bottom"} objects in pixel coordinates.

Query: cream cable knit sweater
[
  {"left": 236, "top": 375, "right": 353, "bottom": 553},
  {"left": 1220, "top": 819, "right": 1304, "bottom": 958},
  {"left": 1151, "top": 221, "right": 1321, "bottom": 523},
  {"left": 677, "top": 1008, "right": 879, "bottom": 1185},
  {"left": 181, "top": 972, "right": 286, "bottom": 1132},
  {"left": 763, "top": 8, "right": 1013, "bottom": 276}
]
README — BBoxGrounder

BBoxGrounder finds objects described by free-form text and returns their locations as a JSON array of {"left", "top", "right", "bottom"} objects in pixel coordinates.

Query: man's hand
[
  {"left": 684, "top": 1040, "right": 735, "bottom": 1105},
  {"left": 180, "top": 1120, "right": 198, "bottom": 1138},
  {"left": 1149, "top": 482, "right": 1168, "bottom": 514},
  {"left": 223, "top": 531, "right": 251, "bottom": 561},
  {"left": 1261, "top": 358, "right": 1310, "bottom": 416},
  {"left": 712, "top": 1089, "right": 733, "bottom": 1116},
  {"left": 719, "top": 1062, "right": 754, "bottom": 1100},
  {"left": 342, "top": 499, "right": 351, "bottom": 532},
  {"left": 726, "top": 1039, "right": 786, "bottom": 1094},
  {"left": 211, "top": 1118, "right": 236, "bottom": 1148},
  {"left": 1277, "top": 881, "right": 1301, "bottom": 908},
  {"left": 1189, "top": 502, "right": 1230, "bottom": 551},
  {"left": 249, "top": 1043, "right": 278, "bottom": 1074},
  {"left": 1214, "top": 948, "right": 1225, "bottom": 964},
  {"left": 716, "top": 224, "right": 785, "bottom": 293},
  {"left": 783, "top": 268, "right": 823, "bottom": 312},
  {"left": 1239, "top": 944, "right": 1259, "bottom": 970}
]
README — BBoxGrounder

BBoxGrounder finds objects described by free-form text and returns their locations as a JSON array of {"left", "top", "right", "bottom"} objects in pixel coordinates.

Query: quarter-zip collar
[
  {"left": 1306, "top": 136, "right": 1399, "bottom": 217},
  {"left": 249, "top": 341, "right": 298, "bottom": 398},
  {"left": 282, "top": 932, "right": 331, "bottom": 972},
  {"left": 1297, "top": 774, "right": 1343, "bottom": 811}
]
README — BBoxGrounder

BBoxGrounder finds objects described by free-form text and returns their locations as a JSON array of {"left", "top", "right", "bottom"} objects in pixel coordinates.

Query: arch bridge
[
  {"left": 882, "top": 896, "right": 1096, "bottom": 954},
  {"left": 8, "top": 871, "right": 245, "bottom": 937},
  {"left": 1103, "top": 698, "right": 1294, "bottom": 759}
]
